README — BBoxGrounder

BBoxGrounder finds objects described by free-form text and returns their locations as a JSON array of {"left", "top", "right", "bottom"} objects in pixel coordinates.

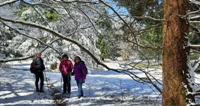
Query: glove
[{"left": 82, "top": 80, "right": 85, "bottom": 83}]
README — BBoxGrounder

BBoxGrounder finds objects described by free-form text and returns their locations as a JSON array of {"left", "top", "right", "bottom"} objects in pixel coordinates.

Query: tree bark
[{"left": 163, "top": 0, "right": 194, "bottom": 105}]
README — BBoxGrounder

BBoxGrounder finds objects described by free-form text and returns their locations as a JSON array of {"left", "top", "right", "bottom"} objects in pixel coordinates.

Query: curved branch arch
[{"left": 0, "top": 16, "right": 113, "bottom": 70}]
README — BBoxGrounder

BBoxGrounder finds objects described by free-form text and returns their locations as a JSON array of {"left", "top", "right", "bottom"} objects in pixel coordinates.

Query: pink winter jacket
[{"left": 59, "top": 59, "right": 73, "bottom": 74}]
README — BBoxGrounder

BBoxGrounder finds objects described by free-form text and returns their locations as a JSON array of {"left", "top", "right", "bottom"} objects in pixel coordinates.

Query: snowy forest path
[
  {"left": 44, "top": 76, "right": 68, "bottom": 106},
  {"left": 47, "top": 80, "right": 68, "bottom": 106}
]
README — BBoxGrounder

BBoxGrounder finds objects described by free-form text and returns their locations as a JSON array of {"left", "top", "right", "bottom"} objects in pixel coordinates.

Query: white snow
[{"left": 0, "top": 61, "right": 162, "bottom": 106}]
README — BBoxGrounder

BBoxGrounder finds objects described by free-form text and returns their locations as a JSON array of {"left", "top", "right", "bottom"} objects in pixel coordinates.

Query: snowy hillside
[{"left": 0, "top": 61, "right": 162, "bottom": 106}]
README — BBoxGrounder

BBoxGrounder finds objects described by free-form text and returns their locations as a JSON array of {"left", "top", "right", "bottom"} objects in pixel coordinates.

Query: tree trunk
[{"left": 163, "top": 0, "right": 194, "bottom": 105}]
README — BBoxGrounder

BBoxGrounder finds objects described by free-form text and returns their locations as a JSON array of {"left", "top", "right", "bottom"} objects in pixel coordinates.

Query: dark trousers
[
  {"left": 62, "top": 74, "right": 71, "bottom": 93},
  {"left": 34, "top": 72, "right": 44, "bottom": 91}
]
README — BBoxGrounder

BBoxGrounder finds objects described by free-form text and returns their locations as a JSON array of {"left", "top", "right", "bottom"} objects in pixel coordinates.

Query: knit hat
[{"left": 62, "top": 54, "right": 68, "bottom": 59}]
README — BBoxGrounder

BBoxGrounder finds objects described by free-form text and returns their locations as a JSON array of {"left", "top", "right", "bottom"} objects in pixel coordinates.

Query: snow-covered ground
[{"left": 0, "top": 61, "right": 162, "bottom": 106}]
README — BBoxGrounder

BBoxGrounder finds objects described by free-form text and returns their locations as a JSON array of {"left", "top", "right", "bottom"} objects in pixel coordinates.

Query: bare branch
[
  {"left": 143, "top": 70, "right": 162, "bottom": 93},
  {"left": 121, "top": 68, "right": 162, "bottom": 93},
  {"left": 132, "top": 15, "right": 165, "bottom": 22},
  {"left": 99, "top": 0, "right": 138, "bottom": 42},
  {"left": 84, "top": 5, "right": 118, "bottom": 23}
]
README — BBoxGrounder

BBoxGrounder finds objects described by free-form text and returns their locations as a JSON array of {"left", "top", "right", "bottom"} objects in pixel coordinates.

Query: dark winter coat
[
  {"left": 73, "top": 61, "right": 87, "bottom": 81},
  {"left": 33, "top": 57, "right": 45, "bottom": 72}
]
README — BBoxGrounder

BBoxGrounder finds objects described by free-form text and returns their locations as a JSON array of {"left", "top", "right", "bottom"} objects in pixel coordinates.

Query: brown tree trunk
[{"left": 163, "top": 0, "right": 194, "bottom": 105}]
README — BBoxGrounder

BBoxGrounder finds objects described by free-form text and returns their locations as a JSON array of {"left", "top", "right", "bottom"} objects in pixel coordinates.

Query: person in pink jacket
[
  {"left": 72, "top": 56, "right": 88, "bottom": 98},
  {"left": 59, "top": 54, "right": 73, "bottom": 97}
]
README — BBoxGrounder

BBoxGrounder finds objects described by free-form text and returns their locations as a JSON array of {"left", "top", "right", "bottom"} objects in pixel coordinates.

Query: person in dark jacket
[
  {"left": 32, "top": 52, "right": 45, "bottom": 92},
  {"left": 59, "top": 54, "right": 73, "bottom": 97},
  {"left": 72, "top": 56, "right": 87, "bottom": 98}
]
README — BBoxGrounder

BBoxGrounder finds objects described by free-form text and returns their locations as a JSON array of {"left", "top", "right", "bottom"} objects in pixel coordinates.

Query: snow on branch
[
  {"left": 190, "top": 0, "right": 200, "bottom": 5},
  {"left": 188, "top": 10, "right": 200, "bottom": 16},
  {"left": 190, "top": 45, "right": 200, "bottom": 49},
  {"left": 0, "top": 16, "right": 114, "bottom": 70},
  {"left": 0, "top": 56, "right": 34, "bottom": 63},
  {"left": 21, "top": 0, "right": 44, "bottom": 6},
  {"left": 0, "top": 0, "right": 17, "bottom": 7},
  {"left": 190, "top": 21, "right": 200, "bottom": 23},
  {"left": 60, "top": 0, "right": 100, "bottom": 4},
  {"left": 75, "top": 5, "right": 101, "bottom": 35},
  {"left": 0, "top": 38, "right": 60, "bottom": 63},
  {"left": 0, "top": 20, "right": 61, "bottom": 55},
  {"left": 189, "top": 15, "right": 200, "bottom": 20},
  {"left": 191, "top": 60, "right": 200, "bottom": 72},
  {"left": 58, "top": 2, "right": 79, "bottom": 26},
  {"left": 21, "top": 0, "right": 79, "bottom": 32},
  {"left": 21, "top": 0, "right": 51, "bottom": 28}
]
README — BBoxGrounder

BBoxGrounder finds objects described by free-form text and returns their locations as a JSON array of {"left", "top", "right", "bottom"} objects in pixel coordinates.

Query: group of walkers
[{"left": 30, "top": 52, "right": 87, "bottom": 98}]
